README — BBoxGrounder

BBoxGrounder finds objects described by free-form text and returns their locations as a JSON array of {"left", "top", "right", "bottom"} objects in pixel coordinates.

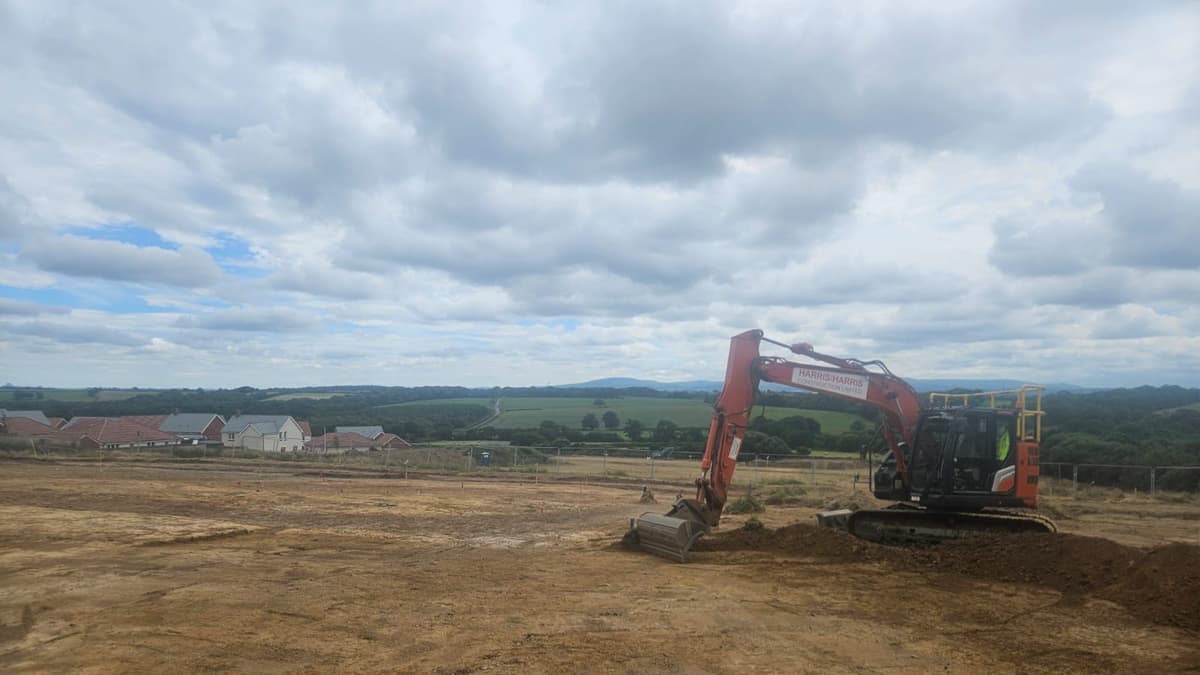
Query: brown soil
[
  {"left": 1098, "top": 543, "right": 1200, "bottom": 631},
  {"left": 2, "top": 459, "right": 1200, "bottom": 673},
  {"left": 701, "top": 525, "right": 1200, "bottom": 632}
]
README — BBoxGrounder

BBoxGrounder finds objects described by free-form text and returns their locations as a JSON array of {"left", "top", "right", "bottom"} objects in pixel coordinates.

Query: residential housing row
[{"left": 0, "top": 409, "right": 409, "bottom": 453}]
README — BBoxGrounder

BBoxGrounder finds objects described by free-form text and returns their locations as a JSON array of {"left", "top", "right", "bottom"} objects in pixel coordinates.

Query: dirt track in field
[{"left": 1, "top": 459, "right": 1198, "bottom": 673}]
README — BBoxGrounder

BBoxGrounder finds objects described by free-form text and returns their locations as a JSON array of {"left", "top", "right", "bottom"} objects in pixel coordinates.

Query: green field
[
  {"left": 264, "top": 392, "right": 344, "bottom": 401},
  {"left": 389, "top": 396, "right": 868, "bottom": 434}
]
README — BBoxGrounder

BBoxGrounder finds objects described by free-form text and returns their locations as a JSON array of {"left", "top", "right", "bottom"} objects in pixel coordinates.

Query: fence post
[
  {"left": 650, "top": 455, "right": 655, "bottom": 480},
  {"left": 1150, "top": 467, "right": 1156, "bottom": 495},
  {"left": 557, "top": 447, "right": 561, "bottom": 475},
  {"left": 602, "top": 450, "right": 607, "bottom": 476},
  {"left": 1072, "top": 465, "right": 1078, "bottom": 492}
]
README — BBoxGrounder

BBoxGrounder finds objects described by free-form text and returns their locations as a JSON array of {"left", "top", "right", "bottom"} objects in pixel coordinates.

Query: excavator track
[{"left": 844, "top": 507, "right": 1057, "bottom": 545}]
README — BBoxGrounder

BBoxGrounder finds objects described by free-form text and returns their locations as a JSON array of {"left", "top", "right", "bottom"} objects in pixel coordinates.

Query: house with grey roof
[
  {"left": 0, "top": 410, "right": 51, "bottom": 425},
  {"left": 335, "top": 425, "right": 384, "bottom": 439},
  {"left": 161, "top": 413, "right": 225, "bottom": 442},
  {"left": 222, "top": 414, "right": 305, "bottom": 453}
]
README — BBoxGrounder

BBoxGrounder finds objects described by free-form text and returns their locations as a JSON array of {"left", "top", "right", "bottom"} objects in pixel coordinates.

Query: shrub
[
  {"left": 726, "top": 494, "right": 765, "bottom": 514},
  {"left": 764, "top": 485, "right": 808, "bottom": 506}
]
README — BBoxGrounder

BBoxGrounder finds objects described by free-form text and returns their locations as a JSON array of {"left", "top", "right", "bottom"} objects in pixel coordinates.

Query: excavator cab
[{"left": 873, "top": 409, "right": 1026, "bottom": 507}]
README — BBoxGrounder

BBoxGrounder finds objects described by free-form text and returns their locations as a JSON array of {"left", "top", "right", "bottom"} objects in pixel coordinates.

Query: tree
[
  {"left": 653, "top": 420, "right": 678, "bottom": 443},
  {"left": 624, "top": 418, "right": 645, "bottom": 441},
  {"left": 741, "top": 430, "right": 789, "bottom": 456},
  {"left": 539, "top": 420, "right": 562, "bottom": 439},
  {"left": 581, "top": 412, "right": 599, "bottom": 430},
  {"left": 593, "top": 399, "right": 607, "bottom": 407},
  {"left": 509, "top": 430, "right": 544, "bottom": 447},
  {"left": 602, "top": 410, "right": 620, "bottom": 429}
]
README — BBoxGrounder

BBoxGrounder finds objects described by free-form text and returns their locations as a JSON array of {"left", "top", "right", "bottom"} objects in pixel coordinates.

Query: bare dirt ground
[{"left": 1, "top": 458, "right": 1198, "bottom": 674}]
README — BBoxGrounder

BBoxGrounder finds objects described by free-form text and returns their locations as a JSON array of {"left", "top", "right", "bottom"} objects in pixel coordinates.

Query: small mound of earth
[
  {"left": 698, "top": 524, "right": 1200, "bottom": 632},
  {"left": 1098, "top": 543, "right": 1200, "bottom": 632},
  {"left": 909, "top": 532, "right": 1139, "bottom": 595}
]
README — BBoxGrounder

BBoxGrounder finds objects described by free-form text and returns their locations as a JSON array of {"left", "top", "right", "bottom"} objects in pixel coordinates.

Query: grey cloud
[
  {"left": 1023, "top": 267, "right": 1200, "bottom": 310},
  {"left": 1070, "top": 163, "right": 1199, "bottom": 270},
  {"left": 177, "top": 307, "right": 311, "bottom": 333},
  {"left": 988, "top": 218, "right": 1108, "bottom": 277},
  {"left": 340, "top": 157, "right": 847, "bottom": 300},
  {"left": 0, "top": 176, "right": 32, "bottom": 241},
  {"left": 269, "top": 265, "right": 380, "bottom": 301},
  {"left": 0, "top": 299, "right": 70, "bottom": 317},
  {"left": 22, "top": 236, "right": 223, "bottom": 287},
  {"left": 538, "top": 3, "right": 1113, "bottom": 181},
  {"left": 6, "top": 320, "right": 146, "bottom": 347}
]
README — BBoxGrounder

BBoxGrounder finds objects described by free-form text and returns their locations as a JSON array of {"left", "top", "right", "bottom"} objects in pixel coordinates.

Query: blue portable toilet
[{"left": 479, "top": 451, "right": 492, "bottom": 467}]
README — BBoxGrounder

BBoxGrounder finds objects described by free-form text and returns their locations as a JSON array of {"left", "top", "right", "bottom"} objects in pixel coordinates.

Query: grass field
[
  {"left": 264, "top": 392, "right": 344, "bottom": 401},
  {"left": 389, "top": 396, "right": 869, "bottom": 433}
]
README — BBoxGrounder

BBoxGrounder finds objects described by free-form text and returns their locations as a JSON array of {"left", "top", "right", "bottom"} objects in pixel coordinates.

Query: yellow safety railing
[{"left": 928, "top": 385, "right": 1045, "bottom": 442}]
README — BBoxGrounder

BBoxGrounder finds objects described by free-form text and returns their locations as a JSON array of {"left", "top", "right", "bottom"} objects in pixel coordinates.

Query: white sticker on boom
[
  {"left": 729, "top": 436, "right": 742, "bottom": 461},
  {"left": 791, "top": 367, "right": 870, "bottom": 400}
]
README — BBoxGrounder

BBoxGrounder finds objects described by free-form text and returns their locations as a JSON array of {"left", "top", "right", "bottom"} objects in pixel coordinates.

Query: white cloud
[{"left": 0, "top": 1, "right": 1196, "bottom": 388}]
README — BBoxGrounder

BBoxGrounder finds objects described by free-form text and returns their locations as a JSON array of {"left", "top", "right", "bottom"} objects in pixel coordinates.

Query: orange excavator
[{"left": 631, "top": 329, "right": 1056, "bottom": 562}]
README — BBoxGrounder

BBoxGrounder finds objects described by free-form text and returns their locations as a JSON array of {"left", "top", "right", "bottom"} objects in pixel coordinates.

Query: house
[
  {"left": 335, "top": 425, "right": 384, "bottom": 439},
  {"left": 121, "top": 413, "right": 224, "bottom": 443},
  {"left": 222, "top": 415, "right": 306, "bottom": 453},
  {"left": 0, "top": 415, "right": 60, "bottom": 439},
  {"left": 58, "top": 417, "right": 178, "bottom": 449},
  {"left": 306, "top": 431, "right": 410, "bottom": 453},
  {"left": 161, "top": 413, "right": 225, "bottom": 442},
  {"left": 0, "top": 410, "right": 51, "bottom": 425},
  {"left": 297, "top": 420, "right": 313, "bottom": 442}
]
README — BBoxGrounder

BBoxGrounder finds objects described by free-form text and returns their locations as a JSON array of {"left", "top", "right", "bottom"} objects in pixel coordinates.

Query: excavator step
[{"left": 632, "top": 512, "right": 708, "bottom": 563}]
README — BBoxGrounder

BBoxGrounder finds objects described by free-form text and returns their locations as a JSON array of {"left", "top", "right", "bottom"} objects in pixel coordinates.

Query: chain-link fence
[
  {"left": 455, "top": 445, "right": 868, "bottom": 495},
  {"left": 1041, "top": 462, "right": 1200, "bottom": 494}
]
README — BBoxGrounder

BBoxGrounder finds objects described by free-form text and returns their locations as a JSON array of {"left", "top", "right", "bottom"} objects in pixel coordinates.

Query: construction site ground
[{"left": 1, "top": 458, "right": 1198, "bottom": 674}]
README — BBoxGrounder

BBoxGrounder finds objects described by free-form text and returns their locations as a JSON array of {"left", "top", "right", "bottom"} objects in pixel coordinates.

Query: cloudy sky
[{"left": 1, "top": 1, "right": 1197, "bottom": 389}]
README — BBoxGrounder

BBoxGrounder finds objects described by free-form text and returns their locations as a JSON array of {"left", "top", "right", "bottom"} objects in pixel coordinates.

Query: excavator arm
[
  {"left": 632, "top": 330, "right": 924, "bottom": 561},
  {"left": 691, "top": 330, "right": 923, "bottom": 526}
]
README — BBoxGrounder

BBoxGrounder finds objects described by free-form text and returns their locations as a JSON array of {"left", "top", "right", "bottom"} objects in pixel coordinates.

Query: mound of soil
[
  {"left": 910, "top": 532, "right": 1140, "bottom": 595},
  {"left": 699, "top": 524, "right": 1200, "bottom": 632},
  {"left": 1098, "top": 543, "right": 1200, "bottom": 632}
]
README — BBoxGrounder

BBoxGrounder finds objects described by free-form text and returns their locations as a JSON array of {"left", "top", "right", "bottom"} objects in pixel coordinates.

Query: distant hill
[
  {"left": 559, "top": 377, "right": 1097, "bottom": 394},
  {"left": 556, "top": 377, "right": 722, "bottom": 392}
]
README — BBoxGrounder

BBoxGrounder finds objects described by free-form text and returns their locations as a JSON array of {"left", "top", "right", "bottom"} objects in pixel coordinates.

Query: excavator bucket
[
  {"left": 631, "top": 513, "right": 707, "bottom": 562},
  {"left": 628, "top": 499, "right": 711, "bottom": 562}
]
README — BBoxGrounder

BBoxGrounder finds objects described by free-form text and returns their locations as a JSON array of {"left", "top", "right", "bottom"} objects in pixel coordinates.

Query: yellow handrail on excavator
[{"left": 928, "top": 385, "right": 1045, "bottom": 441}]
